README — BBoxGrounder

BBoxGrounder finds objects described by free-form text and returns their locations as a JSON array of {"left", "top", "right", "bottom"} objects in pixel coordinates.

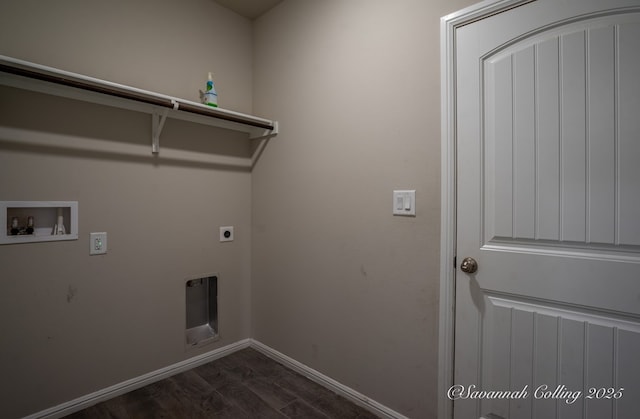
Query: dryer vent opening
[{"left": 185, "top": 275, "right": 218, "bottom": 348}]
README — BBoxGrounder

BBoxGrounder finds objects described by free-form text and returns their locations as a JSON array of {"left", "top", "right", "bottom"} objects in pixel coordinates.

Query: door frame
[{"left": 438, "top": 1, "right": 534, "bottom": 418}]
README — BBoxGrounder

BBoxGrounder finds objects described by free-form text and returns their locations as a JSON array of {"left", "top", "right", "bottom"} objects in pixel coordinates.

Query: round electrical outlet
[{"left": 219, "top": 226, "right": 234, "bottom": 242}]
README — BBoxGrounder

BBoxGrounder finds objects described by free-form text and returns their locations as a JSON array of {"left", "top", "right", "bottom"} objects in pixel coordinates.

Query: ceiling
[{"left": 213, "top": 0, "right": 284, "bottom": 20}]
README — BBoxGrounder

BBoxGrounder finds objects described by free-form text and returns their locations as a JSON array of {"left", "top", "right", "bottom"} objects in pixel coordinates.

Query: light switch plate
[
  {"left": 90, "top": 232, "right": 107, "bottom": 255},
  {"left": 393, "top": 190, "right": 416, "bottom": 216}
]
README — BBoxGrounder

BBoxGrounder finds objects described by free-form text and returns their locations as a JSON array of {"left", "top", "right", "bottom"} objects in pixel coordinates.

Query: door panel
[
  {"left": 454, "top": 1, "right": 640, "bottom": 418},
  {"left": 480, "top": 296, "right": 640, "bottom": 419},
  {"left": 485, "top": 18, "right": 640, "bottom": 249},
  {"left": 619, "top": 22, "right": 640, "bottom": 245}
]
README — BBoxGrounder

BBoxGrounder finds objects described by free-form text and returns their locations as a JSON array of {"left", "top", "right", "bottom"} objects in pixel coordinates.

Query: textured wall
[
  {"left": 251, "top": 1, "right": 475, "bottom": 417},
  {"left": 0, "top": 1, "right": 253, "bottom": 417},
  {"left": 0, "top": 0, "right": 253, "bottom": 112},
  {"left": 0, "top": 0, "right": 485, "bottom": 417}
]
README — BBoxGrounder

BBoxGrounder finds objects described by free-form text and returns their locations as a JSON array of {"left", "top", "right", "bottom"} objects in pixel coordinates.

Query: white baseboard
[
  {"left": 250, "top": 340, "right": 409, "bottom": 419},
  {"left": 26, "top": 338, "right": 406, "bottom": 419},
  {"left": 26, "top": 338, "right": 252, "bottom": 419}
]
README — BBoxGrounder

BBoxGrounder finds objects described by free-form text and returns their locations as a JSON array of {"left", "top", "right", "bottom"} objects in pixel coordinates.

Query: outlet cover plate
[
  {"left": 220, "top": 226, "right": 234, "bottom": 242},
  {"left": 90, "top": 232, "right": 107, "bottom": 255}
]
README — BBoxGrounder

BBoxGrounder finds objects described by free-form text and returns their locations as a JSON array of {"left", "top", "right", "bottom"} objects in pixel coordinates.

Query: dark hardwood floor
[{"left": 64, "top": 348, "right": 381, "bottom": 419}]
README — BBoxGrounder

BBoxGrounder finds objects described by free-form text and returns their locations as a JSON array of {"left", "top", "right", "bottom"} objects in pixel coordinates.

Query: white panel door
[{"left": 454, "top": 1, "right": 640, "bottom": 418}]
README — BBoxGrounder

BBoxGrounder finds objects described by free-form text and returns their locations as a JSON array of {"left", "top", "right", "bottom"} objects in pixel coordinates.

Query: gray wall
[
  {"left": 0, "top": 0, "right": 478, "bottom": 418},
  {"left": 0, "top": 1, "right": 254, "bottom": 417},
  {"left": 251, "top": 1, "right": 474, "bottom": 417}
]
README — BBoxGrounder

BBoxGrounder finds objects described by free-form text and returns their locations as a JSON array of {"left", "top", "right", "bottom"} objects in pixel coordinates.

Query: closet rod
[{"left": 0, "top": 58, "right": 274, "bottom": 131}]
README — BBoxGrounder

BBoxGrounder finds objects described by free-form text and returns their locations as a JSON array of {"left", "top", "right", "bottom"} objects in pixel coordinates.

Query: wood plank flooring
[{"left": 64, "top": 348, "right": 381, "bottom": 419}]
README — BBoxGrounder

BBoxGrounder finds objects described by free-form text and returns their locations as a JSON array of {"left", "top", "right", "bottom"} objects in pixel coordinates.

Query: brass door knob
[{"left": 460, "top": 257, "right": 478, "bottom": 274}]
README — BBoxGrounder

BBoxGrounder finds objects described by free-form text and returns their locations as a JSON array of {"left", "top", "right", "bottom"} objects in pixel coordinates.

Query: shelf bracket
[
  {"left": 151, "top": 100, "right": 179, "bottom": 154},
  {"left": 249, "top": 120, "right": 279, "bottom": 141},
  {"left": 249, "top": 121, "right": 279, "bottom": 168}
]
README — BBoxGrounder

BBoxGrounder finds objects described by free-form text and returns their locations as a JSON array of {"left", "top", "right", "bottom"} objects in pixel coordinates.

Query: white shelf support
[
  {"left": 249, "top": 120, "right": 279, "bottom": 142},
  {"left": 151, "top": 100, "right": 178, "bottom": 154},
  {"left": 151, "top": 110, "right": 166, "bottom": 154},
  {"left": 249, "top": 121, "right": 279, "bottom": 168}
]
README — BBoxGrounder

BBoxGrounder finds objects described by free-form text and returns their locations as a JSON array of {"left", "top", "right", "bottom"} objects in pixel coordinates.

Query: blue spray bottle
[{"left": 204, "top": 72, "right": 218, "bottom": 107}]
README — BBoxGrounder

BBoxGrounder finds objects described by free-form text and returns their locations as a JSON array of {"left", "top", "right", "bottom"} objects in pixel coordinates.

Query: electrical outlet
[
  {"left": 219, "top": 226, "right": 234, "bottom": 242},
  {"left": 90, "top": 232, "right": 107, "bottom": 255}
]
